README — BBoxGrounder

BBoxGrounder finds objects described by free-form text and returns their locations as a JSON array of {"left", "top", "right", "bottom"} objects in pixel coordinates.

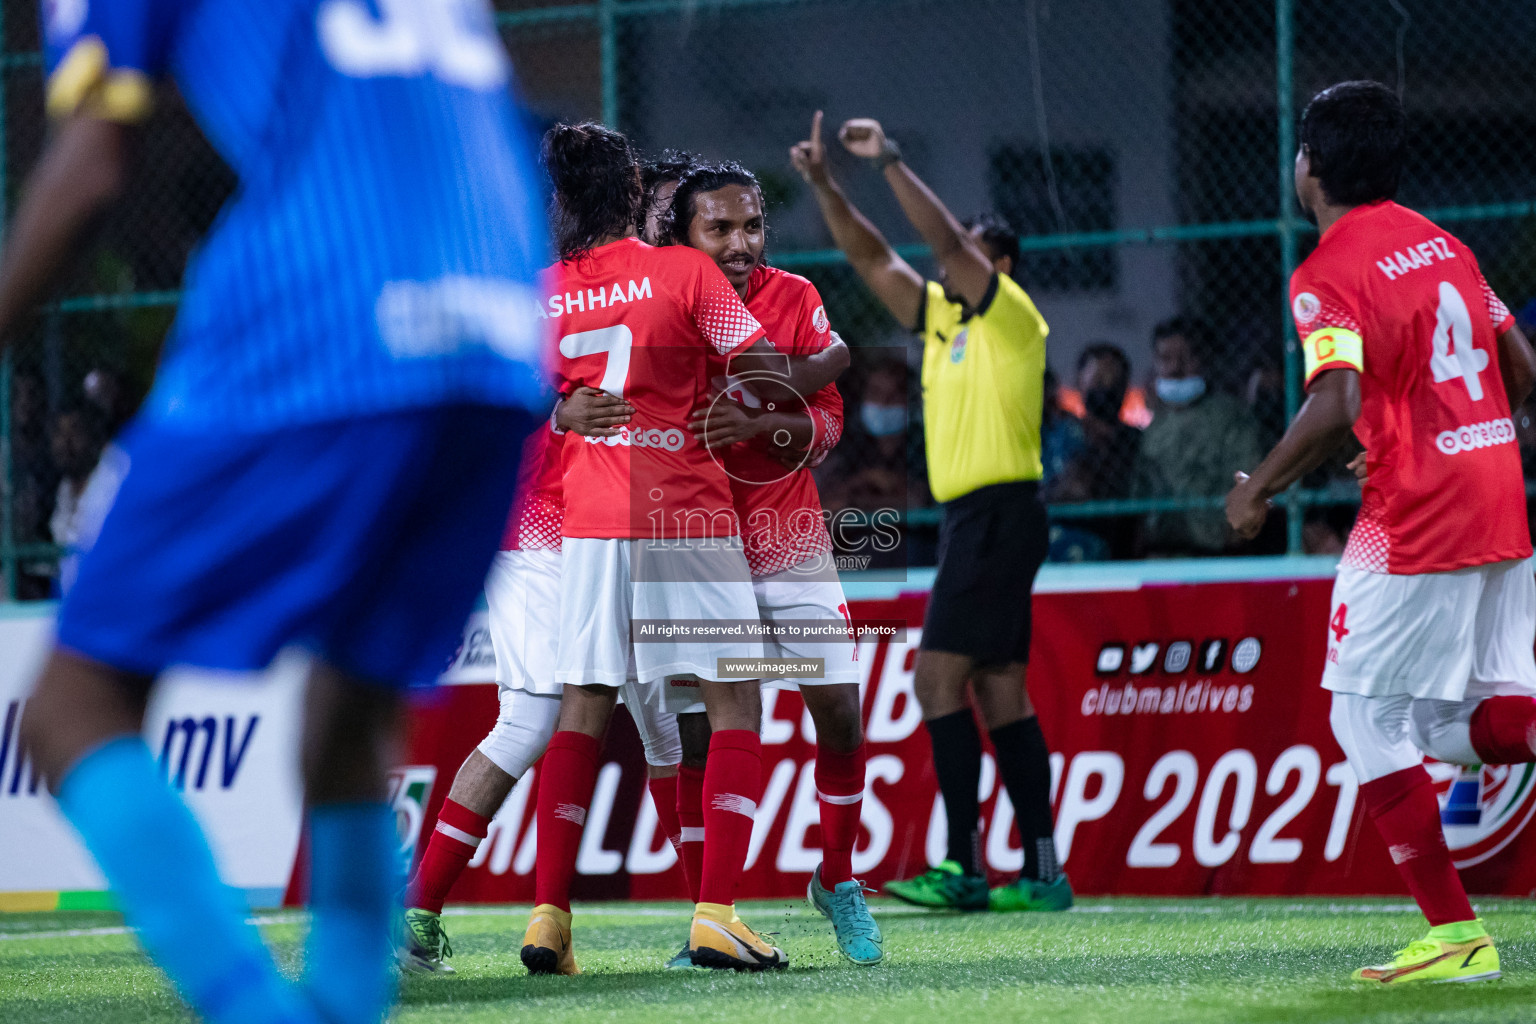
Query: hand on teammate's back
[
  {"left": 837, "top": 118, "right": 888, "bottom": 159},
  {"left": 1347, "top": 451, "right": 1368, "bottom": 483},
  {"left": 558, "top": 386, "right": 633, "bottom": 437},
  {"left": 689, "top": 396, "right": 764, "bottom": 449},
  {"left": 789, "top": 110, "right": 831, "bottom": 187}
]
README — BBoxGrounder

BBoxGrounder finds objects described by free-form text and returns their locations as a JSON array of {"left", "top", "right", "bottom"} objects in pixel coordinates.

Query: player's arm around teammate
[
  {"left": 792, "top": 112, "right": 1069, "bottom": 914},
  {"left": 666, "top": 161, "right": 878, "bottom": 964},
  {"left": 525, "top": 123, "right": 786, "bottom": 975}
]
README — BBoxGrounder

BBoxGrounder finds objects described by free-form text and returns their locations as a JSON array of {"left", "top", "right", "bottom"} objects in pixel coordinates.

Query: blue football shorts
[{"left": 56, "top": 404, "right": 538, "bottom": 689}]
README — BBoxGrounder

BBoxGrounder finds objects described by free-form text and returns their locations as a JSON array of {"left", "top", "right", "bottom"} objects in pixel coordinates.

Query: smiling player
[{"left": 667, "top": 161, "right": 878, "bottom": 965}]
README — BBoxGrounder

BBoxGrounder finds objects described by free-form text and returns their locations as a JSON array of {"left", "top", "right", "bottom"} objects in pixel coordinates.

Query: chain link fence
[{"left": 3, "top": 0, "right": 1536, "bottom": 597}]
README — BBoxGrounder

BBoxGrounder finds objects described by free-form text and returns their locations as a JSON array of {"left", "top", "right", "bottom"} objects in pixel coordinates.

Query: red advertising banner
[{"left": 368, "top": 576, "right": 1536, "bottom": 904}]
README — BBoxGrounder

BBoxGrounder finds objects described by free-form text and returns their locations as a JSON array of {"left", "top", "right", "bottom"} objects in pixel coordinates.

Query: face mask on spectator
[
  {"left": 860, "top": 402, "right": 906, "bottom": 437},
  {"left": 1155, "top": 376, "right": 1206, "bottom": 406},
  {"left": 1083, "top": 387, "right": 1124, "bottom": 423}
]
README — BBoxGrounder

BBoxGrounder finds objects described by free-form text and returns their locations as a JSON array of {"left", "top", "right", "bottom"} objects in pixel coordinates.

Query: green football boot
[
  {"left": 882, "top": 860, "right": 989, "bottom": 910},
  {"left": 397, "top": 907, "right": 455, "bottom": 974},
  {"left": 988, "top": 873, "right": 1074, "bottom": 913}
]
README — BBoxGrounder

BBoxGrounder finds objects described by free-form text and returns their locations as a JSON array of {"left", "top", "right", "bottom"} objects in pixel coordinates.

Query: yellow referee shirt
[{"left": 919, "top": 274, "right": 1048, "bottom": 503}]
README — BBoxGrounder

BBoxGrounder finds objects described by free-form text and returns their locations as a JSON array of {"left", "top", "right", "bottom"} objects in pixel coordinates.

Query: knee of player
[{"left": 810, "top": 703, "right": 864, "bottom": 752}]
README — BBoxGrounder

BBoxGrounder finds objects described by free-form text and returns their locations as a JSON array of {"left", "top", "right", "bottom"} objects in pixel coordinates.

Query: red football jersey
[
  {"left": 500, "top": 421, "right": 563, "bottom": 551},
  {"left": 1290, "top": 200, "right": 1530, "bottom": 574},
  {"left": 717, "top": 265, "right": 844, "bottom": 577},
  {"left": 547, "top": 238, "right": 766, "bottom": 539}
]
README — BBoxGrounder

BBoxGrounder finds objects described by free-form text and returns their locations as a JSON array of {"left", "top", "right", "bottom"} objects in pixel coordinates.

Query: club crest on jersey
[
  {"left": 1430, "top": 761, "right": 1536, "bottom": 868},
  {"left": 812, "top": 305, "right": 830, "bottom": 334},
  {"left": 950, "top": 329, "right": 969, "bottom": 364},
  {"left": 1292, "top": 292, "right": 1320, "bottom": 325}
]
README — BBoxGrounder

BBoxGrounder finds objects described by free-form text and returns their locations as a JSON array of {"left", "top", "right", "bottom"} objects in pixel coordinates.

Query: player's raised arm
[
  {"left": 0, "top": 114, "right": 130, "bottom": 342},
  {"left": 1497, "top": 322, "right": 1536, "bottom": 409},
  {"left": 1225, "top": 367, "right": 1362, "bottom": 539},
  {"left": 791, "top": 111, "right": 924, "bottom": 329},
  {"left": 839, "top": 117, "right": 995, "bottom": 313}
]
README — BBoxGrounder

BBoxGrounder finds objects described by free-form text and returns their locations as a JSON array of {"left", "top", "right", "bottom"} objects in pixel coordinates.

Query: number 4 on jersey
[
  {"left": 1330, "top": 603, "right": 1350, "bottom": 644},
  {"left": 1430, "top": 281, "right": 1489, "bottom": 401}
]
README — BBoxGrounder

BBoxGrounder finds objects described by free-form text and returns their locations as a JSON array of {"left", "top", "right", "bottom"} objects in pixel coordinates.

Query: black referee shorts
[{"left": 921, "top": 480, "right": 1049, "bottom": 667}]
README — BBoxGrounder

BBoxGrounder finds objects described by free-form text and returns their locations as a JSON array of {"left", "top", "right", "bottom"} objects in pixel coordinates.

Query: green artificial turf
[{"left": 4, "top": 898, "right": 1536, "bottom": 1023}]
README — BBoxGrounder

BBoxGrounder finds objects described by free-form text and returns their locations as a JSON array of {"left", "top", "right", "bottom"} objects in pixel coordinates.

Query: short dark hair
[
  {"left": 639, "top": 149, "right": 699, "bottom": 232},
  {"left": 1152, "top": 317, "right": 1212, "bottom": 363},
  {"left": 961, "top": 213, "right": 1020, "bottom": 273},
  {"left": 664, "top": 161, "right": 764, "bottom": 244},
  {"left": 1077, "top": 342, "right": 1131, "bottom": 380},
  {"left": 541, "top": 121, "right": 641, "bottom": 263},
  {"left": 1299, "top": 80, "right": 1406, "bottom": 206}
]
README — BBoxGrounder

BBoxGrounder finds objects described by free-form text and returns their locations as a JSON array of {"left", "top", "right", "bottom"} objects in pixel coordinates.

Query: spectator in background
[
  {"left": 816, "top": 358, "right": 932, "bottom": 568},
  {"left": 1050, "top": 343, "right": 1142, "bottom": 559},
  {"left": 1039, "top": 368, "right": 1087, "bottom": 496},
  {"left": 1135, "top": 317, "right": 1262, "bottom": 556},
  {"left": 1040, "top": 366, "right": 1110, "bottom": 562}
]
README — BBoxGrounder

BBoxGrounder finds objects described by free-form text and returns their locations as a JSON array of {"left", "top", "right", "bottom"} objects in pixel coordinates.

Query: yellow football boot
[
  {"left": 520, "top": 903, "right": 581, "bottom": 976},
  {"left": 1353, "top": 924, "right": 1499, "bottom": 985},
  {"left": 688, "top": 902, "right": 788, "bottom": 971}
]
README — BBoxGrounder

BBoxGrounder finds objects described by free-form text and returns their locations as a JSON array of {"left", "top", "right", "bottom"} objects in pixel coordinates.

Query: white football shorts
[
  {"left": 1321, "top": 557, "right": 1536, "bottom": 702},
  {"left": 554, "top": 536, "right": 764, "bottom": 710},
  {"left": 754, "top": 560, "right": 861, "bottom": 690},
  {"left": 484, "top": 548, "right": 562, "bottom": 696}
]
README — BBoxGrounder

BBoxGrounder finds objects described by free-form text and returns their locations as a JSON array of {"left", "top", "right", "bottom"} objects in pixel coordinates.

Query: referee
[{"left": 791, "top": 112, "right": 1069, "bottom": 913}]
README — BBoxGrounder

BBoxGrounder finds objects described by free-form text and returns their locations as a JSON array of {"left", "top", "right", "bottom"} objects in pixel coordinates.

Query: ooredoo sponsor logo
[
  {"left": 1435, "top": 417, "right": 1515, "bottom": 455},
  {"left": 583, "top": 424, "right": 688, "bottom": 452}
]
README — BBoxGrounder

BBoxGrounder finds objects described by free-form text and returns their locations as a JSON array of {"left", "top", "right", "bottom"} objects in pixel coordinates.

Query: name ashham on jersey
[{"left": 536, "top": 277, "right": 652, "bottom": 319}]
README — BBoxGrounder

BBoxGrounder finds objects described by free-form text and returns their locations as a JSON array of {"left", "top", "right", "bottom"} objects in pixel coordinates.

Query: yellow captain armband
[
  {"left": 1302, "top": 326, "right": 1364, "bottom": 382},
  {"left": 46, "top": 36, "right": 153, "bottom": 124}
]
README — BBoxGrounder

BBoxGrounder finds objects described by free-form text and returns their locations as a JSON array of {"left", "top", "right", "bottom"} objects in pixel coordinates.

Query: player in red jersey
[
  {"left": 663, "top": 161, "right": 879, "bottom": 966},
  {"left": 521, "top": 123, "right": 847, "bottom": 975},
  {"left": 1226, "top": 81, "right": 1536, "bottom": 985},
  {"left": 396, "top": 394, "right": 686, "bottom": 973}
]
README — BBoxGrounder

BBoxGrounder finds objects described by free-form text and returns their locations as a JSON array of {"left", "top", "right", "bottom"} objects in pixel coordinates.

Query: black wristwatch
[{"left": 872, "top": 136, "right": 902, "bottom": 171}]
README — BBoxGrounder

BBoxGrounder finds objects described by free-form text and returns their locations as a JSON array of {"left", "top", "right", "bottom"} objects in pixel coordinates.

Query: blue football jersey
[{"left": 41, "top": 0, "right": 549, "bottom": 428}]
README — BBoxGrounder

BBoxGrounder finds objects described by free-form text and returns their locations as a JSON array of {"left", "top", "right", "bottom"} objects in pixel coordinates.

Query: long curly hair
[
  {"left": 541, "top": 122, "right": 642, "bottom": 263},
  {"left": 638, "top": 148, "right": 700, "bottom": 236}
]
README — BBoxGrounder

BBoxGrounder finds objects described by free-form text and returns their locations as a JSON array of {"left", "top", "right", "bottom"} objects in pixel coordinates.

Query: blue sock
[
  {"left": 304, "top": 803, "right": 400, "bottom": 1024},
  {"left": 57, "top": 736, "right": 316, "bottom": 1024}
]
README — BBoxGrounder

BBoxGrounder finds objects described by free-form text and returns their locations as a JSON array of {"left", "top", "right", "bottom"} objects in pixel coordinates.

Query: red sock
[
  {"left": 533, "top": 731, "right": 601, "bottom": 912},
  {"left": 1470, "top": 696, "right": 1536, "bottom": 764},
  {"left": 648, "top": 773, "right": 682, "bottom": 859},
  {"left": 676, "top": 764, "right": 705, "bottom": 904},
  {"left": 815, "top": 743, "right": 866, "bottom": 886},
  {"left": 699, "top": 730, "right": 762, "bottom": 907},
  {"left": 407, "top": 798, "right": 492, "bottom": 914},
  {"left": 1360, "top": 765, "right": 1475, "bottom": 926}
]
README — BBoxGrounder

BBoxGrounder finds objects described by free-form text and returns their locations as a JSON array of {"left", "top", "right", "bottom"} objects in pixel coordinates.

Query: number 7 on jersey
[{"left": 560, "top": 325, "right": 634, "bottom": 398}]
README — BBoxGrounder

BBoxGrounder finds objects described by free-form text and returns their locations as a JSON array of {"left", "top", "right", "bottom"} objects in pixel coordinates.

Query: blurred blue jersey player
[{"left": 5, "top": 2, "right": 548, "bottom": 1023}]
